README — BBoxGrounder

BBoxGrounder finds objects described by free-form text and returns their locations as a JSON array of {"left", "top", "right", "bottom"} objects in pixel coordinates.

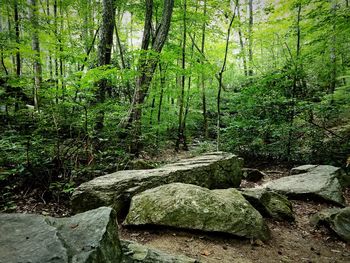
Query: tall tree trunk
[
  {"left": 59, "top": 0, "right": 65, "bottom": 101},
  {"left": 156, "top": 63, "right": 166, "bottom": 144},
  {"left": 237, "top": 2, "right": 248, "bottom": 77},
  {"left": 14, "top": 0, "right": 20, "bottom": 77},
  {"left": 201, "top": 0, "right": 208, "bottom": 138},
  {"left": 0, "top": 10, "right": 8, "bottom": 75},
  {"left": 54, "top": 0, "right": 59, "bottom": 103},
  {"left": 121, "top": 0, "right": 174, "bottom": 155},
  {"left": 29, "top": 0, "right": 42, "bottom": 111},
  {"left": 217, "top": 4, "right": 237, "bottom": 151},
  {"left": 248, "top": 0, "right": 253, "bottom": 76},
  {"left": 286, "top": 3, "right": 302, "bottom": 158},
  {"left": 46, "top": 0, "right": 53, "bottom": 80},
  {"left": 115, "top": 20, "right": 132, "bottom": 102},
  {"left": 94, "top": 0, "right": 115, "bottom": 131},
  {"left": 175, "top": 0, "right": 187, "bottom": 152},
  {"left": 329, "top": 0, "right": 337, "bottom": 96},
  {"left": 14, "top": 0, "right": 21, "bottom": 111}
]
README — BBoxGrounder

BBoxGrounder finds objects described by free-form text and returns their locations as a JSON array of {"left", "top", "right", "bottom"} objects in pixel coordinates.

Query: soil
[{"left": 2, "top": 157, "right": 350, "bottom": 262}]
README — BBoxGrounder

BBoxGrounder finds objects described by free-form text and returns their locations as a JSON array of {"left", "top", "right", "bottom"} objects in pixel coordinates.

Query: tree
[
  {"left": 94, "top": 0, "right": 116, "bottom": 132},
  {"left": 121, "top": 0, "right": 175, "bottom": 155},
  {"left": 28, "top": 0, "right": 42, "bottom": 111}
]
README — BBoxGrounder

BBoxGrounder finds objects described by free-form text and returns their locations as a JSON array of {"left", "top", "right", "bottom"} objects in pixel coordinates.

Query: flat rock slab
[
  {"left": 240, "top": 188, "right": 294, "bottom": 221},
  {"left": 72, "top": 152, "right": 243, "bottom": 214},
  {"left": 124, "top": 183, "right": 270, "bottom": 241},
  {"left": 121, "top": 240, "right": 199, "bottom": 263},
  {"left": 310, "top": 207, "right": 350, "bottom": 242},
  {"left": 263, "top": 165, "right": 345, "bottom": 206},
  {"left": 0, "top": 207, "right": 122, "bottom": 263}
]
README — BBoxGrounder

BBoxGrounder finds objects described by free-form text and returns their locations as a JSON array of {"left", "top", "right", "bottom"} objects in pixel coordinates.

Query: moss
[{"left": 124, "top": 183, "right": 270, "bottom": 241}]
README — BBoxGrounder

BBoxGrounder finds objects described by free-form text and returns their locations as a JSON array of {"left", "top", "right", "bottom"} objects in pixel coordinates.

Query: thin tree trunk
[
  {"left": 175, "top": 0, "right": 187, "bottom": 151},
  {"left": 156, "top": 63, "right": 166, "bottom": 144},
  {"left": 201, "top": 0, "right": 208, "bottom": 138},
  {"left": 94, "top": 0, "right": 115, "bottom": 132},
  {"left": 14, "top": 0, "right": 21, "bottom": 76},
  {"left": 329, "top": 0, "right": 337, "bottom": 96},
  {"left": 59, "top": 0, "right": 65, "bottom": 101},
  {"left": 29, "top": 0, "right": 42, "bottom": 111},
  {"left": 115, "top": 20, "right": 132, "bottom": 102},
  {"left": 248, "top": 0, "right": 253, "bottom": 76},
  {"left": 286, "top": 3, "right": 301, "bottom": 158},
  {"left": 14, "top": 0, "right": 21, "bottom": 111},
  {"left": 54, "top": 0, "right": 59, "bottom": 104},
  {"left": 0, "top": 13, "right": 8, "bottom": 75},
  {"left": 47, "top": 0, "right": 53, "bottom": 79},
  {"left": 121, "top": 0, "right": 174, "bottom": 155},
  {"left": 237, "top": 3, "right": 248, "bottom": 76},
  {"left": 217, "top": 4, "right": 237, "bottom": 151}
]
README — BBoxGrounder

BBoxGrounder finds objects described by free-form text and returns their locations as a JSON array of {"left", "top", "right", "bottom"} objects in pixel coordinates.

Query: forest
[{"left": 0, "top": 0, "right": 349, "bottom": 211}]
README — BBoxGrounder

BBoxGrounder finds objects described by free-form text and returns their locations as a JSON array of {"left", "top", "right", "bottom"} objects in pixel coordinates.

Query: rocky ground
[
  {"left": 2, "top": 157, "right": 350, "bottom": 262},
  {"left": 119, "top": 166, "right": 350, "bottom": 263}
]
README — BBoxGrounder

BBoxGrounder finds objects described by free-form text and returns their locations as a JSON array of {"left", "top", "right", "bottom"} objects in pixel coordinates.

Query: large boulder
[
  {"left": 310, "top": 207, "right": 350, "bottom": 242},
  {"left": 263, "top": 165, "right": 345, "bottom": 206},
  {"left": 240, "top": 188, "right": 294, "bottom": 221},
  {"left": 72, "top": 152, "right": 243, "bottom": 215},
  {"left": 0, "top": 207, "right": 122, "bottom": 263},
  {"left": 124, "top": 183, "right": 270, "bottom": 241},
  {"left": 121, "top": 240, "right": 199, "bottom": 263}
]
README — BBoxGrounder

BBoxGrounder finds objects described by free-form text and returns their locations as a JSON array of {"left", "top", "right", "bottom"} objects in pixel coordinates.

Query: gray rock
[
  {"left": 310, "top": 207, "right": 350, "bottom": 242},
  {"left": 124, "top": 183, "right": 270, "bottom": 241},
  {"left": 72, "top": 152, "right": 243, "bottom": 215},
  {"left": 0, "top": 207, "right": 122, "bottom": 263},
  {"left": 240, "top": 188, "right": 294, "bottom": 221},
  {"left": 121, "top": 240, "right": 199, "bottom": 263},
  {"left": 242, "top": 168, "right": 266, "bottom": 182},
  {"left": 290, "top": 165, "right": 318, "bottom": 175},
  {"left": 263, "top": 165, "right": 345, "bottom": 206}
]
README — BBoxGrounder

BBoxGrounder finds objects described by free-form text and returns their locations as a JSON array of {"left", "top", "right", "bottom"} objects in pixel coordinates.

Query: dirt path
[{"left": 120, "top": 166, "right": 350, "bottom": 263}]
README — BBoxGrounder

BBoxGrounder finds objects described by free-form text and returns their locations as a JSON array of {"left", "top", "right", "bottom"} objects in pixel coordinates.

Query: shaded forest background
[{"left": 1, "top": 0, "right": 349, "bottom": 209}]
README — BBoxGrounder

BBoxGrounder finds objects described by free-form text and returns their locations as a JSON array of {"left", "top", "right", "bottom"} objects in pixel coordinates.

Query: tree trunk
[
  {"left": 29, "top": 0, "right": 42, "bottom": 111},
  {"left": 248, "top": 0, "right": 253, "bottom": 76},
  {"left": 94, "top": 0, "right": 116, "bottom": 131},
  {"left": 175, "top": 0, "right": 187, "bottom": 152},
  {"left": 201, "top": 0, "right": 208, "bottom": 138},
  {"left": 121, "top": 0, "right": 175, "bottom": 155},
  {"left": 156, "top": 63, "right": 166, "bottom": 144},
  {"left": 14, "top": 0, "right": 20, "bottom": 77},
  {"left": 217, "top": 4, "right": 237, "bottom": 151},
  {"left": 54, "top": 0, "right": 59, "bottom": 104},
  {"left": 286, "top": 3, "right": 302, "bottom": 158},
  {"left": 237, "top": 3, "right": 247, "bottom": 76}
]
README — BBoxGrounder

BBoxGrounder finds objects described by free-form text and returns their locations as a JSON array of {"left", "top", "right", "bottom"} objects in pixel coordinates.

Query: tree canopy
[{"left": 0, "top": 0, "right": 349, "bottom": 205}]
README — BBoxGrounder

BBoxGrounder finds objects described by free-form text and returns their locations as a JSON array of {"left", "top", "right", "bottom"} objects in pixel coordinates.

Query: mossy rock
[
  {"left": 241, "top": 188, "right": 294, "bottom": 221},
  {"left": 310, "top": 207, "right": 350, "bottom": 242},
  {"left": 72, "top": 152, "right": 243, "bottom": 215},
  {"left": 124, "top": 183, "right": 270, "bottom": 241}
]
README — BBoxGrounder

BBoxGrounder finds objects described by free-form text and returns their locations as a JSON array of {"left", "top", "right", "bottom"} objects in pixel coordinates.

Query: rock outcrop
[
  {"left": 240, "top": 188, "right": 294, "bottom": 221},
  {"left": 310, "top": 207, "right": 350, "bottom": 242},
  {"left": 121, "top": 240, "right": 199, "bottom": 263},
  {"left": 0, "top": 207, "right": 122, "bottom": 263},
  {"left": 72, "top": 152, "right": 243, "bottom": 215},
  {"left": 124, "top": 183, "right": 270, "bottom": 241},
  {"left": 263, "top": 165, "right": 345, "bottom": 206}
]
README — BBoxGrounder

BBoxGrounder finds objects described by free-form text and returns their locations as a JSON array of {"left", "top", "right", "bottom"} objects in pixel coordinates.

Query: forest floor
[
  {"left": 119, "top": 164, "right": 350, "bottom": 263},
  {"left": 3, "top": 150, "right": 350, "bottom": 262}
]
